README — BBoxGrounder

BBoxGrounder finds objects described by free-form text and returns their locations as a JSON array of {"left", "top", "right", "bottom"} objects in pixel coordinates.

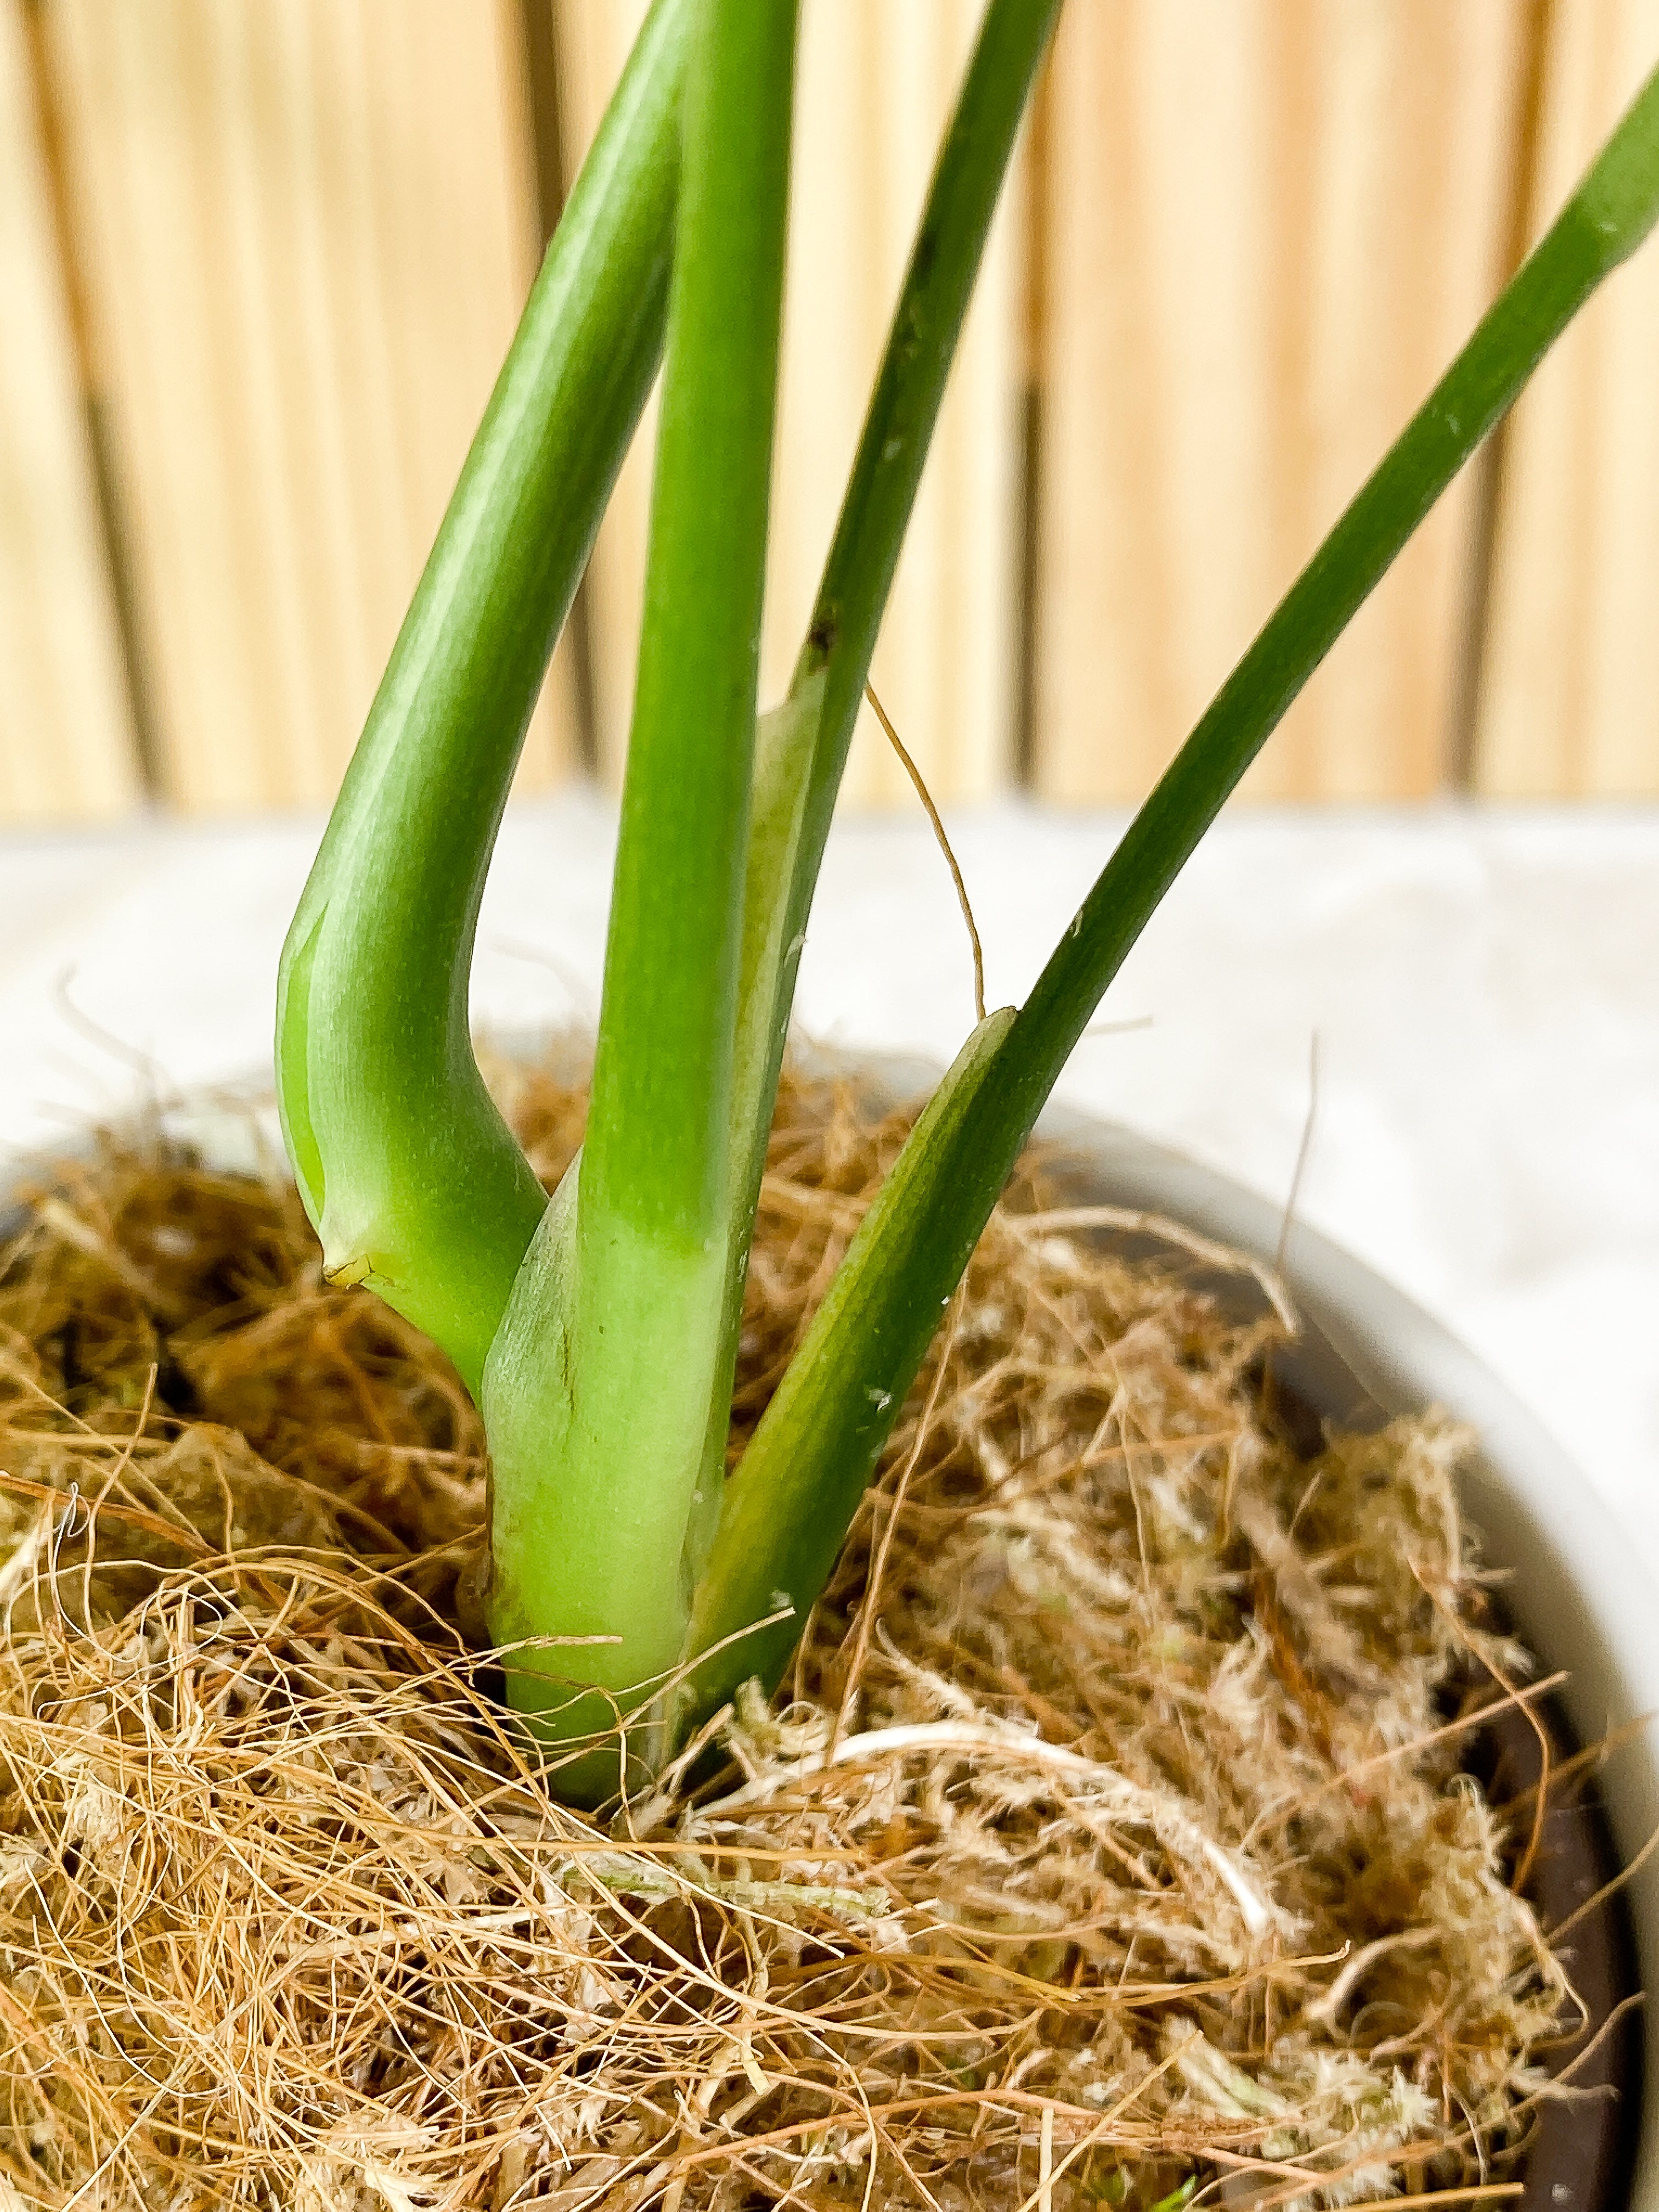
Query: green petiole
[
  {"left": 482, "top": 0, "right": 799, "bottom": 1778},
  {"left": 682, "top": 58, "right": 1659, "bottom": 1733}
]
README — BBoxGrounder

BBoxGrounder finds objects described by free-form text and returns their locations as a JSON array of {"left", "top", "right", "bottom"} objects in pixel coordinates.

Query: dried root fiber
[{"left": 0, "top": 1053, "right": 1581, "bottom": 2210}]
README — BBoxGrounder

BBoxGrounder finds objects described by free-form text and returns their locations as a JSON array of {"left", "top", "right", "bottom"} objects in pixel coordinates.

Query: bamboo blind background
[
  {"left": 1035, "top": 0, "right": 1532, "bottom": 803},
  {"left": 35, "top": 0, "right": 575, "bottom": 815},
  {"left": 554, "top": 0, "right": 1024, "bottom": 806},
  {"left": 2, "top": 1, "right": 1656, "bottom": 828},
  {"left": 1476, "top": 0, "right": 1659, "bottom": 797},
  {"left": 0, "top": 0, "right": 138, "bottom": 823}
]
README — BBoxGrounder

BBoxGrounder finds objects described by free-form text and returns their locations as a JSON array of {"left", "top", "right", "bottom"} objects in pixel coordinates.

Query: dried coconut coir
[{"left": 0, "top": 1052, "right": 1584, "bottom": 2211}]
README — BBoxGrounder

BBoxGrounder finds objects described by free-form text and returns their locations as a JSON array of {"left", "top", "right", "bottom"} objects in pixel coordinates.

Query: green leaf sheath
[
  {"left": 685, "top": 1009, "right": 1015, "bottom": 1714},
  {"left": 484, "top": 0, "right": 799, "bottom": 1766},
  {"left": 687, "top": 60, "right": 1659, "bottom": 1726},
  {"left": 690, "top": 0, "right": 1063, "bottom": 1566},
  {"left": 687, "top": 676, "right": 827, "bottom": 1572},
  {"left": 274, "top": 0, "right": 691, "bottom": 1396}
]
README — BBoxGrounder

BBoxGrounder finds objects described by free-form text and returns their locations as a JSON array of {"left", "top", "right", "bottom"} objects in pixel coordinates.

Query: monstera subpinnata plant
[{"left": 273, "top": 0, "right": 1659, "bottom": 1799}]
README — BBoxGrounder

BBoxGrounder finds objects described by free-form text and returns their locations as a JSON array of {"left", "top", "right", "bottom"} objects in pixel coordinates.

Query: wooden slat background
[
  {"left": 1477, "top": 0, "right": 1659, "bottom": 797},
  {"left": 1034, "top": 0, "right": 1532, "bottom": 803},
  {"left": 0, "top": 0, "right": 138, "bottom": 825},
  {"left": 36, "top": 0, "right": 575, "bottom": 816},
  {"left": 1, "top": 2, "right": 1656, "bottom": 826},
  {"left": 554, "top": 0, "right": 1024, "bottom": 806}
]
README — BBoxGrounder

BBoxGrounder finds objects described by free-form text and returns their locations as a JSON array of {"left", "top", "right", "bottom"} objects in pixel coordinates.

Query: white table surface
[{"left": 3, "top": 792, "right": 1656, "bottom": 1585}]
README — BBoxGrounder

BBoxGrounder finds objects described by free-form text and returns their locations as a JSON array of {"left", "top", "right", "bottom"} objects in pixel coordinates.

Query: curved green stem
[
  {"left": 710, "top": 0, "right": 1063, "bottom": 1381},
  {"left": 275, "top": 0, "right": 691, "bottom": 1395},
  {"left": 1001, "top": 60, "right": 1659, "bottom": 1136},
  {"left": 778, "top": 0, "right": 1061, "bottom": 1001}
]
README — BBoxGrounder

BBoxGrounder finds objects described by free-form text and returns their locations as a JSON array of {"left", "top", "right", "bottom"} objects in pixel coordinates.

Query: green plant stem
[
  {"left": 687, "top": 57, "right": 1659, "bottom": 1725},
  {"left": 712, "top": 0, "right": 1062, "bottom": 1317},
  {"left": 689, "top": 0, "right": 1062, "bottom": 1539},
  {"left": 584, "top": 0, "right": 797, "bottom": 1253},
  {"left": 275, "top": 0, "right": 691, "bottom": 1396},
  {"left": 484, "top": 0, "right": 799, "bottom": 1769}
]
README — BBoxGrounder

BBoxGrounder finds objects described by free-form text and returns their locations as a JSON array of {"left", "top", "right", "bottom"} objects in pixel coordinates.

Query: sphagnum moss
[{"left": 0, "top": 1060, "right": 1574, "bottom": 2211}]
